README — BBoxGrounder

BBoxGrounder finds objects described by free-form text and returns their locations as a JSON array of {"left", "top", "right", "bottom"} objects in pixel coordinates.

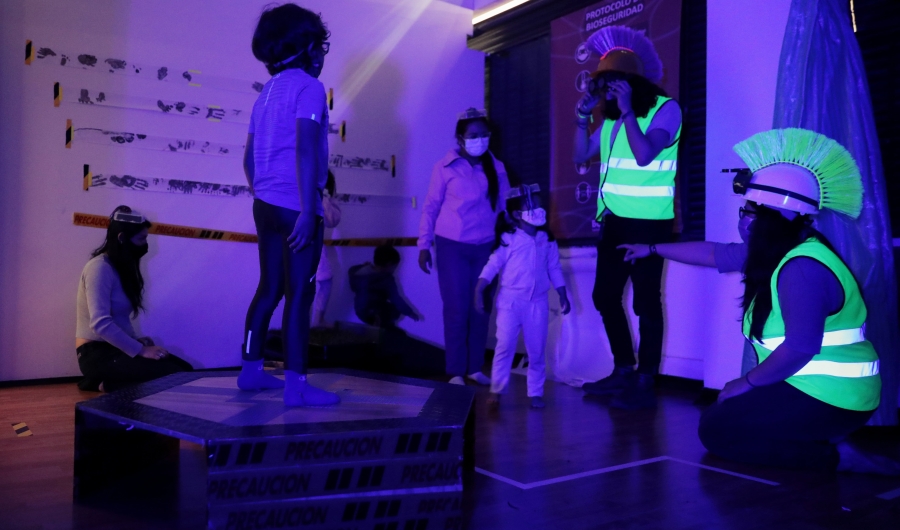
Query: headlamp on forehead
[
  {"left": 731, "top": 169, "right": 753, "bottom": 195},
  {"left": 458, "top": 107, "right": 487, "bottom": 121},
  {"left": 111, "top": 210, "right": 146, "bottom": 224}
]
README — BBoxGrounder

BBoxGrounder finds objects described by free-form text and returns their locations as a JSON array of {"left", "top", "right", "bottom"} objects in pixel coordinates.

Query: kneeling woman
[
  {"left": 623, "top": 129, "right": 884, "bottom": 472},
  {"left": 75, "top": 206, "right": 192, "bottom": 392}
]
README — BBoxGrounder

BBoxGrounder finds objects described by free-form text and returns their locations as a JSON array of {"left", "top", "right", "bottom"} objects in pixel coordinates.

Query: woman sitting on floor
[{"left": 75, "top": 205, "right": 192, "bottom": 392}]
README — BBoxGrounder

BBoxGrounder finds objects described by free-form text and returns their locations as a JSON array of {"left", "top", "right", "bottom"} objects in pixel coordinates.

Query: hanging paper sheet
[{"left": 27, "top": 40, "right": 264, "bottom": 94}]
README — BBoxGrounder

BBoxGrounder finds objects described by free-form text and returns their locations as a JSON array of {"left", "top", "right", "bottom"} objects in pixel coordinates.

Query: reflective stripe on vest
[
  {"left": 754, "top": 327, "right": 866, "bottom": 351},
  {"left": 601, "top": 182, "right": 675, "bottom": 197},
  {"left": 600, "top": 157, "right": 678, "bottom": 172},
  {"left": 793, "top": 360, "right": 880, "bottom": 378},
  {"left": 743, "top": 239, "right": 880, "bottom": 411},
  {"left": 597, "top": 97, "right": 680, "bottom": 220}
]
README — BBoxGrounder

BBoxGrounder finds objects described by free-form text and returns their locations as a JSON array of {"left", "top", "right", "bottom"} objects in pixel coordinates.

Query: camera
[{"left": 587, "top": 71, "right": 629, "bottom": 98}]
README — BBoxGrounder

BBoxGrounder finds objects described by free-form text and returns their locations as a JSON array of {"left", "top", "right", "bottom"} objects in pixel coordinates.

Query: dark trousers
[
  {"left": 435, "top": 236, "right": 496, "bottom": 377},
  {"left": 699, "top": 382, "right": 873, "bottom": 471},
  {"left": 76, "top": 341, "right": 193, "bottom": 392},
  {"left": 244, "top": 199, "right": 323, "bottom": 372},
  {"left": 592, "top": 214, "right": 672, "bottom": 374}
]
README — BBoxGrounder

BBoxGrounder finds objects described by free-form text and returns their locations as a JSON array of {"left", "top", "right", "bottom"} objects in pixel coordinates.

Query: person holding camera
[{"left": 573, "top": 26, "right": 682, "bottom": 409}]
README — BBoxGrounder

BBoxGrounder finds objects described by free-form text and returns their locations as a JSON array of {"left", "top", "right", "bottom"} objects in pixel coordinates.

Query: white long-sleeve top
[
  {"left": 479, "top": 229, "right": 566, "bottom": 301},
  {"left": 75, "top": 255, "right": 144, "bottom": 356}
]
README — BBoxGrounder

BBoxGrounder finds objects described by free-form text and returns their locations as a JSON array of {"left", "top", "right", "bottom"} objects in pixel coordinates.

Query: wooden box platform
[{"left": 73, "top": 369, "right": 474, "bottom": 530}]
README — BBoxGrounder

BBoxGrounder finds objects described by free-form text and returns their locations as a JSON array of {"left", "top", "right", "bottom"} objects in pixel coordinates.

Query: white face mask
[
  {"left": 520, "top": 208, "right": 547, "bottom": 227},
  {"left": 464, "top": 137, "right": 490, "bottom": 157}
]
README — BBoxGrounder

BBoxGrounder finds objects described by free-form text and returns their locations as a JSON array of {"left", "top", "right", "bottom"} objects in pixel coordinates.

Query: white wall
[
  {"left": 0, "top": 0, "right": 795, "bottom": 388},
  {"left": 0, "top": 0, "right": 484, "bottom": 381}
]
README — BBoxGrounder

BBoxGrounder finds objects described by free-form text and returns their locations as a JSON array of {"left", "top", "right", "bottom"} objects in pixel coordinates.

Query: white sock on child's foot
[
  {"left": 448, "top": 376, "right": 465, "bottom": 385},
  {"left": 466, "top": 372, "right": 491, "bottom": 385},
  {"left": 284, "top": 371, "right": 340, "bottom": 407},
  {"left": 237, "top": 359, "right": 284, "bottom": 391}
]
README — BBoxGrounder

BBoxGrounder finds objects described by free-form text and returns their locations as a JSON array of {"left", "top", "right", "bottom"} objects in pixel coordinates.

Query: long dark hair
[
  {"left": 91, "top": 205, "right": 152, "bottom": 316},
  {"left": 742, "top": 205, "right": 839, "bottom": 341},
  {"left": 600, "top": 73, "right": 669, "bottom": 121},
  {"left": 455, "top": 117, "right": 500, "bottom": 211},
  {"left": 252, "top": 4, "right": 330, "bottom": 76},
  {"left": 493, "top": 193, "right": 556, "bottom": 251}
]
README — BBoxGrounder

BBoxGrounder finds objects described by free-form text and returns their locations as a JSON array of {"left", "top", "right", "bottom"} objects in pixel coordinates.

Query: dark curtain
[{"left": 773, "top": 0, "right": 898, "bottom": 425}]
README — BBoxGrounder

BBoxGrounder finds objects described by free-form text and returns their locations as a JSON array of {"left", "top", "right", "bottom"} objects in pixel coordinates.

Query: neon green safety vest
[
  {"left": 597, "top": 96, "right": 681, "bottom": 220},
  {"left": 743, "top": 239, "right": 881, "bottom": 411}
]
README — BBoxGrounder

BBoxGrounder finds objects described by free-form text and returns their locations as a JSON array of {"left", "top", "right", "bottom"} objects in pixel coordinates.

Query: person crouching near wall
[{"left": 75, "top": 206, "right": 193, "bottom": 392}]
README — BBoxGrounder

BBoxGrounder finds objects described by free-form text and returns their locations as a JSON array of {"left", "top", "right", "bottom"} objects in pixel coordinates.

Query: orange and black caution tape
[
  {"left": 73, "top": 212, "right": 416, "bottom": 246},
  {"left": 11, "top": 423, "right": 32, "bottom": 437},
  {"left": 25, "top": 40, "right": 34, "bottom": 65},
  {"left": 391, "top": 155, "right": 396, "bottom": 178},
  {"left": 66, "top": 119, "right": 73, "bottom": 149},
  {"left": 327, "top": 88, "right": 334, "bottom": 110},
  {"left": 53, "top": 82, "right": 62, "bottom": 107},
  {"left": 82, "top": 164, "right": 91, "bottom": 191},
  {"left": 339, "top": 121, "right": 346, "bottom": 142},
  {"left": 74, "top": 212, "right": 258, "bottom": 243}
]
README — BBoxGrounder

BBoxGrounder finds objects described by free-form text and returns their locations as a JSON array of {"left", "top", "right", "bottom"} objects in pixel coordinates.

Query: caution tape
[
  {"left": 208, "top": 491, "right": 462, "bottom": 530},
  {"left": 11, "top": 422, "right": 32, "bottom": 437},
  {"left": 74, "top": 212, "right": 258, "bottom": 243},
  {"left": 207, "top": 457, "right": 461, "bottom": 504},
  {"left": 329, "top": 121, "right": 347, "bottom": 141},
  {"left": 328, "top": 88, "right": 334, "bottom": 110},
  {"left": 74, "top": 213, "right": 417, "bottom": 246},
  {"left": 28, "top": 41, "right": 264, "bottom": 94},
  {"left": 208, "top": 429, "right": 463, "bottom": 470}
]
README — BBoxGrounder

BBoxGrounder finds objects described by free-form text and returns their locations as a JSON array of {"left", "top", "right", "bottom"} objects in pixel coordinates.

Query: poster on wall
[{"left": 549, "top": 0, "right": 682, "bottom": 241}]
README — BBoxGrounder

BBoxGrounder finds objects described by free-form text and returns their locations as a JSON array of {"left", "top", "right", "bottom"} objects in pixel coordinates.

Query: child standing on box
[
  {"left": 239, "top": 4, "right": 339, "bottom": 407},
  {"left": 475, "top": 185, "right": 570, "bottom": 409}
]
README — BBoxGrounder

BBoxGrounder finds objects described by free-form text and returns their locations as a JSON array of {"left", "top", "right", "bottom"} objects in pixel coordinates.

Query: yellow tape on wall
[
  {"left": 74, "top": 212, "right": 258, "bottom": 243},
  {"left": 73, "top": 213, "right": 417, "bottom": 246}
]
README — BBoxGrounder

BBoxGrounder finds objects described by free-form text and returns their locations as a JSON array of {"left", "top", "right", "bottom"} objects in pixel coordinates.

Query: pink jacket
[{"left": 418, "top": 149, "right": 510, "bottom": 250}]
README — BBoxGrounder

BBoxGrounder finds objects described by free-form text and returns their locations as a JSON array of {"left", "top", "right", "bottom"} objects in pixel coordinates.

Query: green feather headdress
[{"left": 733, "top": 128, "right": 863, "bottom": 218}]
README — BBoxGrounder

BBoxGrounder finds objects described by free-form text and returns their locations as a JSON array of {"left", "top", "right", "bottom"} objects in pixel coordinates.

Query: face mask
[
  {"left": 520, "top": 208, "right": 547, "bottom": 227},
  {"left": 129, "top": 242, "right": 149, "bottom": 258},
  {"left": 464, "top": 137, "right": 489, "bottom": 157}
]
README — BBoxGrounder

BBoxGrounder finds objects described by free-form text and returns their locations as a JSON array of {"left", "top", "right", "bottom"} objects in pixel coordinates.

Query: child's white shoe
[
  {"left": 466, "top": 372, "right": 491, "bottom": 385},
  {"left": 449, "top": 376, "right": 465, "bottom": 385}
]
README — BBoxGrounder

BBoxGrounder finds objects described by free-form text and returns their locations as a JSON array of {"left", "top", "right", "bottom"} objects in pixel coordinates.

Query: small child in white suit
[{"left": 475, "top": 185, "right": 570, "bottom": 409}]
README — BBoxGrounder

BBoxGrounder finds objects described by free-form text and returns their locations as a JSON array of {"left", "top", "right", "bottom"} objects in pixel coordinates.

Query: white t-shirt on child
[{"left": 249, "top": 68, "right": 329, "bottom": 215}]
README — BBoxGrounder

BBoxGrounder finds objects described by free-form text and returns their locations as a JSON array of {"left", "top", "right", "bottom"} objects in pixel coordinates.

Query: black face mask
[{"left": 127, "top": 241, "right": 149, "bottom": 258}]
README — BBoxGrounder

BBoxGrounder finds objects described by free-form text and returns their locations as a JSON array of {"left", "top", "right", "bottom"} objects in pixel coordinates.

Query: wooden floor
[{"left": 1, "top": 374, "right": 899, "bottom": 529}]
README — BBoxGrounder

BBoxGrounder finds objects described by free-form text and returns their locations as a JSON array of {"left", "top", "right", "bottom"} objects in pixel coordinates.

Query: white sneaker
[
  {"left": 466, "top": 372, "right": 491, "bottom": 385},
  {"left": 449, "top": 376, "right": 465, "bottom": 385}
]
